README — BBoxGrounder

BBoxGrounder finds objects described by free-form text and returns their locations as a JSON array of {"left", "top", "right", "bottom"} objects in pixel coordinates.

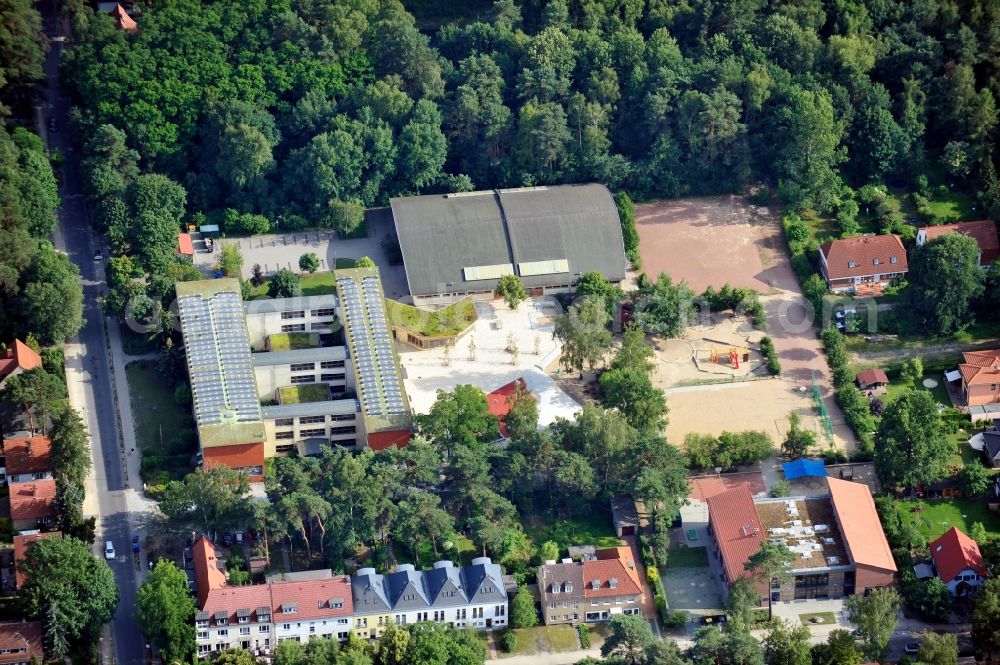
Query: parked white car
[{"left": 104, "top": 540, "right": 116, "bottom": 560}]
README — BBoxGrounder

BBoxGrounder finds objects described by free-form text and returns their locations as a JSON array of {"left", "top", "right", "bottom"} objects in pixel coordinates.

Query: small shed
[
  {"left": 610, "top": 495, "right": 640, "bottom": 537},
  {"left": 856, "top": 368, "right": 889, "bottom": 394}
]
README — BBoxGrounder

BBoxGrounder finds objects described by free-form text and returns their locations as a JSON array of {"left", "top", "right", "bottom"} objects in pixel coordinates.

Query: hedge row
[
  {"left": 820, "top": 328, "right": 876, "bottom": 452},
  {"left": 759, "top": 336, "right": 781, "bottom": 375}
]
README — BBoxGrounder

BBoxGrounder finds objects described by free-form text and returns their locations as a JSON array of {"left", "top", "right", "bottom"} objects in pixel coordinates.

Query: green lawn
[
  {"left": 501, "top": 626, "right": 581, "bottom": 657},
  {"left": 800, "top": 612, "right": 836, "bottom": 626},
  {"left": 666, "top": 546, "right": 709, "bottom": 568},
  {"left": 896, "top": 498, "right": 1000, "bottom": 541},
  {"left": 335, "top": 258, "right": 358, "bottom": 269},
  {"left": 247, "top": 271, "right": 338, "bottom": 300},
  {"left": 523, "top": 512, "right": 622, "bottom": 555},
  {"left": 125, "top": 360, "right": 195, "bottom": 482},
  {"left": 266, "top": 332, "right": 317, "bottom": 351},
  {"left": 278, "top": 383, "right": 329, "bottom": 404},
  {"left": 800, "top": 209, "right": 838, "bottom": 243},
  {"left": 385, "top": 298, "right": 477, "bottom": 338},
  {"left": 924, "top": 190, "right": 977, "bottom": 221}
]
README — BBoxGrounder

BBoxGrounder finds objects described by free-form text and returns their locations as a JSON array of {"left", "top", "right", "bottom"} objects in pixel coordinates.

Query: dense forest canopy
[{"left": 62, "top": 0, "right": 1000, "bottom": 232}]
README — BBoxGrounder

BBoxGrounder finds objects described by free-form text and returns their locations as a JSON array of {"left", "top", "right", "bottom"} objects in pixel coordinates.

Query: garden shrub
[
  {"left": 223, "top": 208, "right": 272, "bottom": 235},
  {"left": 501, "top": 630, "right": 518, "bottom": 653},
  {"left": 578, "top": 624, "right": 591, "bottom": 648},
  {"left": 759, "top": 336, "right": 781, "bottom": 375}
]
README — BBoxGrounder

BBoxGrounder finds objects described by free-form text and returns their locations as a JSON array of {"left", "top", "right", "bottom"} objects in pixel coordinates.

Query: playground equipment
[{"left": 709, "top": 346, "right": 750, "bottom": 369}]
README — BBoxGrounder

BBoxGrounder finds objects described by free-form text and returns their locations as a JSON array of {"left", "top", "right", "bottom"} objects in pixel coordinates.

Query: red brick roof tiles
[
  {"left": 856, "top": 369, "right": 889, "bottom": 386},
  {"left": 705, "top": 483, "right": 765, "bottom": 583},
  {"left": 930, "top": 527, "right": 989, "bottom": 583},
  {"left": 689, "top": 472, "right": 767, "bottom": 501},
  {"left": 8, "top": 481, "right": 56, "bottom": 521},
  {"left": 920, "top": 221, "right": 1000, "bottom": 266},
  {"left": 827, "top": 477, "right": 896, "bottom": 573},
  {"left": 0, "top": 340, "right": 42, "bottom": 383},
  {"left": 2, "top": 435, "right": 52, "bottom": 475},
  {"left": 12, "top": 531, "right": 61, "bottom": 588},
  {"left": 270, "top": 576, "right": 354, "bottom": 620},
  {"left": 820, "top": 235, "right": 908, "bottom": 281},
  {"left": 0, "top": 621, "right": 43, "bottom": 664},
  {"left": 959, "top": 350, "right": 1000, "bottom": 387}
]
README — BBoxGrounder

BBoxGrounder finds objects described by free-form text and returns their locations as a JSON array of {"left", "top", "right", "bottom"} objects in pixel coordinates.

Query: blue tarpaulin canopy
[{"left": 782, "top": 458, "right": 826, "bottom": 480}]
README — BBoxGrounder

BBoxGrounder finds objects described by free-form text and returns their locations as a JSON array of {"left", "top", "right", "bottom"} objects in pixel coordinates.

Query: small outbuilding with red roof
[
  {"left": 0, "top": 341, "right": 42, "bottom": 389},
  {"left": 930, "top": 526, "right": 989, "bottom": 595}
]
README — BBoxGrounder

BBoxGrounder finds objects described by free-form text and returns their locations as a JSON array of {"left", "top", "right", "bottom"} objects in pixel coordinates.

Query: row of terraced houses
[{"left": 192, "top": 538, "right": 511, "bottom": 657}]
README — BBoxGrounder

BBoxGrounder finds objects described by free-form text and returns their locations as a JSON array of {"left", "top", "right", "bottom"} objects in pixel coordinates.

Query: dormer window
[
  {"left": 848, "top": 261, "right": 857, "bottom": 268},
  {"left": 873, "top": 258, "right": 881, "bottom": 265},
  {"left": 890, "top": 256, "right": 897, "bottom": 264},
  {"left": 610, "top": 578, "right": 618, "bottom": 589},
  {"left": 283, "top": 604, "right": 297, "bottom": 614},
  {"left": 564, "top": 582, "right": 573, "bottom": 593},
  {"left": 551, "top": 585, "right": 560, "bottom": 594},
  {"left": 590, "top": 579, "right": 600, "bottom": 590}
]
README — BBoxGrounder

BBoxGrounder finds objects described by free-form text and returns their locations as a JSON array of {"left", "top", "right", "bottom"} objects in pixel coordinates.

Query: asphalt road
[{"left": 39, "top": 2, "right": 145, "bottom": 663}]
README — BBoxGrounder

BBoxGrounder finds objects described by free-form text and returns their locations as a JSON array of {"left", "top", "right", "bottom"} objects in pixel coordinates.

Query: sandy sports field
[
  {"left": 635, "top": 195, "right": 794, "bottom": 294},
  {"left": 664, "top": 379, "right": 855, "bottom": 452}
]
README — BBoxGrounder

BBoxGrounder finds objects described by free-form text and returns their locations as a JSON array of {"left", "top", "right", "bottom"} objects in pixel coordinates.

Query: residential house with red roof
[
  {"left": 2, "top": 435, "right": 52, "bottom": 485},
  {"left": 0, "top": 341, "right": 41, "bottom": 389},
  {"left": 109, "top": 3, "right": 138, "bottom": 32},
  {"left": 818, "top": 235, "right": 907, "bottom": 294},
  {"left": 705, "top": 478, "right": 895, "bottom": 604},
  {"left": 957, "top": 350, "right": 1000, "bottom": 407},
  {"left": 537, "top": 547, "right": 644, "bottom": 625},
  {"left": 487, "top": 378, "right": 526, "bottom": 438},
  {"left": 930, "top": 527, "right": 989, "bottom": 596},
  {"left": 916, "top": 220, "right": 1000, "bottom": 267},
  {"left": 0, "top": 621, "right": 44, "bottom": 665},
  {"left": 11, "top": 531, "right": 61, "bottom": 590},
  {"left": 856, "top": 369, "right": 889, "bottom": 395},
  {"left": 193, "top": 535, "right": 508, "bottom": 658},
  {"left": 8, "top": 481, "right": 56, "bottom": 532}
]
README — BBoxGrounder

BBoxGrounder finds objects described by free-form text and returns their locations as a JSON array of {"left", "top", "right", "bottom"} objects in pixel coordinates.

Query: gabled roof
[
  {"left": 463, "top": 557, "right": 507, "bottom": 604},
  {"left": 595, "top": 547, "right": 643, "bottom": 590},
  {"left": 856, "top": 369, "right": 889, "bottom": 386},
  {"left": 930, "top": 527, "right": 989, "bottom": 583},
  {"left": 827, "top": 477, "right": 896, "bottom": 573},
  {"left": 424, "top": 562, "right": 468, "bottom": 606},
  {"left": 0, "top": 340, "right": 42, "bottom": 382},
  {"left": 109, "top": 3, "right": 137, "bottom": 32},
  {"left": 8, "top": 481, "right": 56, "bottom": 521},
  {"left": 192, "top": 536, "right": 227, "bottom": 608},
  {"left": 487, "top": 378, "right": 526, "bottom": 438},
  {"left": 385, "top": 564, "right": 430, "bottom": 609},
  {"left": 351, "top": 569, "right": 391, "bottom": 615},
  {"left": 391, "top": 184, "right": 626, "bottom": 296},
  {"left": 819, "top": 235, "right": 907, "bottom": 280},
  {"left": 12, "top": 531, "right": 61, "bottom": 588},
  {"left": 983, "top": 430, "right": 1000, "bottom": 461},
  {"left": 581, "top": 548, "right": 642, "bottom": 598},
  {"left": 959, "top": 350, "right": 1000, "bottom": 387},
  {"left": 919, "top": 221, "right": 1000, "bottom": 266},
  {"left": 538, "top": 560, "right": 585, "bottom": 600},
  {"left": 2, "top": 435, "right": 52, "bottom": 475},
  {"left": 705, "top": 483, "right": 765, "bottom": 582},
  {"left": 270, "top": 576, "right": 353, "bottom": 620},
  {"left": 0, "top": 621, "right": 43, "bottom": 665},
  {"left": 611, "top": 495, "right": 640, "bottom": 531}
]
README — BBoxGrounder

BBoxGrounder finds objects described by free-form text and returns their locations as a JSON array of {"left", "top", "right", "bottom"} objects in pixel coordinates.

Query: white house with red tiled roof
[
  {"left": 916, "top": 220, "right": 1000, "bottom": 267},
  {"left": 818, "top": 235, "right": 908, "bottom": 293},
  {"left": 930, "top": 527, "right": 989, "bottom": 595}
]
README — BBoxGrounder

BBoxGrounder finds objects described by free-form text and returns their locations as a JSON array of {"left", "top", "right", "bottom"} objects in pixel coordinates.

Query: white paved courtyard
[{"left": 400, "top": 298, "right": 582, "bottom": 424}]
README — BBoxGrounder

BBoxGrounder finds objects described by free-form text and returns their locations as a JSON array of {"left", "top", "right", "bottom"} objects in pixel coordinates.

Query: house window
[
  {"left": 197, "top": 631, "right": 208, "bottom": 640},
  {"left": 321, "top": 373, "right": 346, "bottom": 381},
  {"left": 281, "top": 311, "right": 305, "bottom": 320},
  {"left": 873, "top": 258, "right": 881, "bottom": 265},
  {"left": 890, "top": 256, "right": 898, "bottom": 264},
  {"left": 275, "top": 431, "right": 294, "bottom": 440},
  {"left": 217, "top": 630, "right": 228, "bottom": 637},
  {"left": 290, "top": 375, "right": 315, "bottom": 384},
  {"left": 848, "top": 261, "right": 857, "bottom": 268},
  {"left": 331, "top": 414, "right": 354, "bottom": 422},
  {"left": 299, "top": 415, "right": 326, "bottom": 425},
  {"left": 274, "top": 418, "right": 293, "bottom": 427},
  {"left": 240, "top": 627, "right": 250, "bottom": 636},
  {"left": 312, "top": 308, "right": 336, "bottom": 317},
  {"left": 290, "top": 362, "right": 315, "bottom": 372},
  {"left": 300, "top": 428, "right": 326, "bottom": 437},
  {"left": 276, "top": 444, "right": 294, "bottom": 454},
  {"left": 282, "top": 624, "right": 291, "bottom": 631},
  {"left": 321, "top": 360, "right": 345, "bottom": 368},
  {"left": 260, "top": 626, "right": 270, "bottom": 633},
  {"left": 330, "top": 426, "right": 356, "bottom": 435},
  {"left": 549, "top": 602, "right": 557, "bottom": 609},
  {"left": 281, "top": 324, "right": 306, "bottom": 332},
  {"left": 309, "top": 626, "right": 315, "bottom": 633}
]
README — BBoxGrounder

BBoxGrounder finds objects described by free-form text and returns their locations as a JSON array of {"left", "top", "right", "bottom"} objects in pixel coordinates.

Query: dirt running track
[{"left": 636, "top": 196, "right": 856, "bottom": 451}]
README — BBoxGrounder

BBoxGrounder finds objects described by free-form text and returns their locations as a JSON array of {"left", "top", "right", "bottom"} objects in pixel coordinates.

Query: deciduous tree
[
  {"left": 874, "top": 390, "right": 951, "bottom": 492},
  {"left": 845, "top": 587, "right": 901, "bottom": 661},
  {"left": 137, "top": 560, "right": 196, "bottom": 663}
]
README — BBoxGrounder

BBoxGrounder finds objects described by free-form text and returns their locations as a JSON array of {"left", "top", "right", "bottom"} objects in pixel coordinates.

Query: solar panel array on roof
[
  {"left": 337, "top": 275, "right": 407, "bottom": 418},
  {"left": 177, "top": 291, "right": 262, "bottom": 429}
]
